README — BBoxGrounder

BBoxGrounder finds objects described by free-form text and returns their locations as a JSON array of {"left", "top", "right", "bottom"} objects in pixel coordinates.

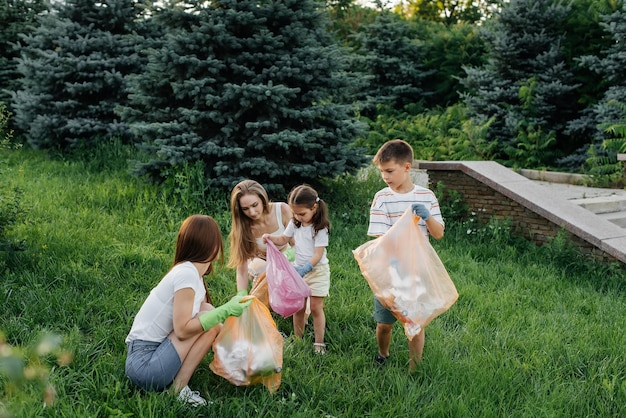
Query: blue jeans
[{"left": 125, "top": 338, "right": 181, "bottom": 392}]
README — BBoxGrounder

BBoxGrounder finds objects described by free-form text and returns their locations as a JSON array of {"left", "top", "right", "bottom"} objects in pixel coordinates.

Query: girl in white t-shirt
[
  {"left": 125, "top": 215, "right": 251, "bottom": 407},
  {"left": 264, "top": 185, "right": 331, "bottom": 354}
]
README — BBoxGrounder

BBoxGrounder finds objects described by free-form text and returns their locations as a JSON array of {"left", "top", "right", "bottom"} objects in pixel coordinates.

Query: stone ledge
[
  {"left": 516, "top": 168, "right": 589, "bottom": 185},
  {"left": 417, "top": 160, "right": 626, "bottom": 265}
]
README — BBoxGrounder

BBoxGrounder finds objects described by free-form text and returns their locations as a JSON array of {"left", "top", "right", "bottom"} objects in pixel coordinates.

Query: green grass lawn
[{"left": 1, "top": 147, "right": 625, "bottom": 417}]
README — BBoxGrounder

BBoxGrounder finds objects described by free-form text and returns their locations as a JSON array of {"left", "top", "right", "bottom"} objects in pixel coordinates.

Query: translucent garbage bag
[
  {"left": 209, "top": 296, "right": 283, "bottom": 393},
  {"left": 265, "top": 240, "right": 312, "bottom": 318},
  {"left": 250, "top": 272, "right": 270, "bottom": 310},
  {"left": 353, "top": 207, "right": 458, "bottom": 340}
]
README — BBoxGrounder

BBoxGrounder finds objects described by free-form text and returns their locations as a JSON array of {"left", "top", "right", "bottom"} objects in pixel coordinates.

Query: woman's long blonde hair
[{"left": 227, "top": 180, "right": 271, "bottom": 268}]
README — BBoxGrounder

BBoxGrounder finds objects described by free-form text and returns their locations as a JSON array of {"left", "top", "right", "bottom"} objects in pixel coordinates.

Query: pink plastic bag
[
  {"left": 353, "top": 207, "right": 458, "bottom": 340},
  {"left": 265, "top": 240, "right": 312, "bottom": 318},
  {"left": 209, "top": 296, "right": 283, "bottom": 393}
]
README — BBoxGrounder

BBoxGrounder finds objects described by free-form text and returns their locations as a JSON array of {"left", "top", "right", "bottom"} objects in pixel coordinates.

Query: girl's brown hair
[
  {"left": 174, "top": 215, "right": 224, "bottom": 303},
  {"left": 288, "top": 184, "right": 331, "bottom": 237},
  {"left": 227, "top": 179, "right": 270, "bottom": 268}
]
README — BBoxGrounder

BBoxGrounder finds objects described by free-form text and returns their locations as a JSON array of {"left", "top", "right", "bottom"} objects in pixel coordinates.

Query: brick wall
[{"left": 428, "top": 170, "right": 616, "bottom": 262}]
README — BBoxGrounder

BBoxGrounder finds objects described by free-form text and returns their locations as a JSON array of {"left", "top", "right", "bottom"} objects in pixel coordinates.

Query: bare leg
[
  {"left": 309, "top": 296, "right": 325, "bottom": 346},
  {"left": 375, "top": 323, "right": 393, "bottom": 357},
  {"left": 169, "top": 302, "right": 219, "bottom": 392},
  {"left": 304, "top": 297, "right": 311, "bottom": 323},
  {"left": 170, "top": 327, "right": 219, "bottom": 392},
  {"left": 408, "top": 328, "right": 425, "bottom": 372},
  {"left": 292, "top": 302, "right": 307, "bottom": 338}
]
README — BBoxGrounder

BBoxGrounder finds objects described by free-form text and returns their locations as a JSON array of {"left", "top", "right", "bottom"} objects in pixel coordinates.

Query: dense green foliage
[
  {"left": 396, "top": 0, "right": 501, "bottom": 24},
  {"left": 460, "top": 0, "right": 580, "bottom": 167},
  {"left": 1, "top": 0, "right": 625, "bottom": 186},
  {"left": 0, "top": 104, "right": 24, "bottom": 256},
  {"left": 417, "top": 21, "right": 486, "bottom": 108},
  {"left": 11, "top": 0, "right": 146, "bottom": 150},
  {"left": 1, "top": 146, "right": 624, "bottom": 416},
  {"left": 562, "top": 5, "right": 626, "bottom": 172},
  {"left": 350, "top": 10, "right": 434, "bottom": 117},
  {"left": 585, "top": 102, "right": 626, "bottom": 187},
  {"left": 356, "top": 104, "right": 498, "bottom": 161},
  {"left": 121, "top": 0, "right": 366, "bottom": 194},
  {"left": 0, "top": 0, "right": 47, "bottom": 110}
]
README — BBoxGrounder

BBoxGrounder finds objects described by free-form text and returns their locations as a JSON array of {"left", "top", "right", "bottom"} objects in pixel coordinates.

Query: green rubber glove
[
  {"left": 198, "top": 295, "right": 252, "bottom": 331},
  {"left": 284, "top": 247, "right": 296, "bottom": 262},
  {"left": 236, "top": 289, "right": 248, "bottom": 297}
]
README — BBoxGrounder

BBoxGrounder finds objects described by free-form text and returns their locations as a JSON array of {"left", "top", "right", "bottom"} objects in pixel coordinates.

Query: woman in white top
[
  {"left": 125, "top": 215, "right": 250, "bottom": 407},
  {"left": 228, "top": 179, "right": 294, "bottom": 292}
]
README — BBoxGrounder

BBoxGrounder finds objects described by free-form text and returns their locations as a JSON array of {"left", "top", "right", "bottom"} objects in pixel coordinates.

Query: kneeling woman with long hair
[{"left": 125, "top": 215, "right": 251, "bottom": 407}]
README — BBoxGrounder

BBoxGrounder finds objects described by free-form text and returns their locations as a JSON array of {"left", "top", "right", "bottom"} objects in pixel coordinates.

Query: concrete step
[
  {"left": 519, "top": 169, "right": 589, "bottom": 185},
  {"left": 597, "top": 211, "right": 626, "bottom": 228},
  {"left": 529, "top": 177, "right": 626, "bottom": 229},
  {"left": 570, "top": 195, "right": 626, "bottom": 214}
]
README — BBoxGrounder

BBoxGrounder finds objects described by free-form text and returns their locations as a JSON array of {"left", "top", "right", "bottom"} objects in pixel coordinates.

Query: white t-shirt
[
  {"left": 367, "top": 184, "right": 444, "bottom": 237},
  {"left": 284, "top": 221, "right": 329, "bottom": 267},
  {"left": 125, "top": 261, "right": 205, "bottom": 343}
]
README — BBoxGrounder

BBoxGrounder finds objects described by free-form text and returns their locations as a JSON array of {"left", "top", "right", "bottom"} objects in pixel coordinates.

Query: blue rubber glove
[
  {"left": 294, "top": 261, "right": 313, "bottom": 277},
  {"left": 412, "top": 203, "right": 430, "bottom": 220},
  {"left": 198, "top": 295, "right": 252, "bottom": 331}
]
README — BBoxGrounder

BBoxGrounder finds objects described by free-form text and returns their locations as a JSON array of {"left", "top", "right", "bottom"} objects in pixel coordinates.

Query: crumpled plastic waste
[
  {"left": 353, "top": 207, "right": 458, "bottom": 340},
  {"left": 209, "top": 296, "right": 283, "bottom": 393}
]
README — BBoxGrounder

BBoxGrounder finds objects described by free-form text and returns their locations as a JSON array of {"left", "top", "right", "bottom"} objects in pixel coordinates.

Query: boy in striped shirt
[{"left": 367, "top": 139, "right": 445, "bottom": 372}]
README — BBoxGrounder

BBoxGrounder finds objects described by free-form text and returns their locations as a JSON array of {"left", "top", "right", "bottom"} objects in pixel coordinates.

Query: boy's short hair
[{"left": 372, "top": 139, "right": 414, "bottom": 165}]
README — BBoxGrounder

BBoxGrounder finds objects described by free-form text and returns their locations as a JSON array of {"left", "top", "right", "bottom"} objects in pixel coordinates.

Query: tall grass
[{"left": 1, "top": 146, "right": 625, "bottom": 417}]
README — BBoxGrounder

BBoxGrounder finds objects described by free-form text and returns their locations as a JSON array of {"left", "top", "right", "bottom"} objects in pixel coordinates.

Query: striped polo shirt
[{"left": 367, "top": 185, "right": 444, "bottom": 237}]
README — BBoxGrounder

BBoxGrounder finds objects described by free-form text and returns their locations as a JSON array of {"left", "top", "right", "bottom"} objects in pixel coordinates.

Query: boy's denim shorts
[
  {"left": 373, "top": 296, "right": 397, "bottom": 324},
  {"left": 125, "top": 338, "right": 181, "bottom": 392}
]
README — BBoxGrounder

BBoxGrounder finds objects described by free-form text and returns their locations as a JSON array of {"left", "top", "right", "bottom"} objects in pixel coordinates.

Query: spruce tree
[
  {"left": 350, "top": 10, "right": 434, "bottom": 117},
  {"left": 460, "top": 0, "right": 580, "bottom": 167},
  {"left": 0, "top": 0, "right": 47, "bottom": 111},
  {"left": 11, "top": 0, "right": 145, "bottom": 150},
  {"left": 567, "top": 5, "right": 626, "bottom": 148},
  {"left": 122, "top": 0, "right": 366, "bottom": 195},
  {"left": 553, "top": 0, "right": 620, "bottom": 169}
]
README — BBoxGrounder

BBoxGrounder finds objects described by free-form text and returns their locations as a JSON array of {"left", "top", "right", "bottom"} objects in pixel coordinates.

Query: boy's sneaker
[
  {"left": 374, "top": 353, "right": 389, "bottom": 366},
  {"left": 177, "top": 386, "right": 208, "bottom": 407}
]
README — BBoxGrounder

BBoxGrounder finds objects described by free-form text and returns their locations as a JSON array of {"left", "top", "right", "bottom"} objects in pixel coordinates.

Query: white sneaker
[{"left": 177, "top": 386, "right": 208, "bottom": 407}]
